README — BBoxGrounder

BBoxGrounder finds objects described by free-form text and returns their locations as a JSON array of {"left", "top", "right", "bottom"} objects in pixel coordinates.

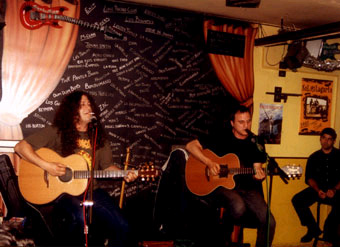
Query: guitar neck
[
  {"left": 228, "top": 167, "right": 255, "bottom": 175},
  {"left": 219, "top": 166, "right": 255, "bottom": 176},
  {"left": 55, "top": 14, "right": 106, "bottom": 32},
  {"left": 33, "top": 12, "right": 104, "bottom": 33},
  {"left": 74, "top": 170, "right": 137, "bottom": 179}
]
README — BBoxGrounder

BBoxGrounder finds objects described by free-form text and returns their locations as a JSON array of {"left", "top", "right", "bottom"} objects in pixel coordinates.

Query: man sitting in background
[{"left": 292, "top": 127, "right": 340, "bottom": 245}]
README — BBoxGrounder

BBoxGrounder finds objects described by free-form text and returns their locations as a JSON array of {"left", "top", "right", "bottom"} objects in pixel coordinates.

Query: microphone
[
  {"left": 91, "top": 115, "right": 97, "bottom": 122},
  {"left": 89, "top": 113, "right": 98, "bottom": 127},
  {"left": 246, "top": 129, "right": 265, "bottom": 153},
  {"left": 246, "top": 129, "right": 256, "bottom": 143}
]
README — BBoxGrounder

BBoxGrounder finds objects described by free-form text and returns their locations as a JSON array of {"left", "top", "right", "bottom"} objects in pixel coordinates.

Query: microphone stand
[
  {"left": 248, "top": 130, "right": 289, "bottom": 247},
  {"left": 88, "top": 119, "right": 98, "bottom": 224},
  {"left": 83, "top": 119, "right": 98, "bottom": 246},
  {"left": 267, "top": 157, "right": 289, "bottom": 185}
]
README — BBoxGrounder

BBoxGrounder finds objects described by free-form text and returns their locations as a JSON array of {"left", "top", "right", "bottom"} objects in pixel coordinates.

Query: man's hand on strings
[
  {"left": 44, "top": 162, "right": 66, "bottom": 177},
  {"left": 206, "top": 159, "right": 220, "bottom": 176}
]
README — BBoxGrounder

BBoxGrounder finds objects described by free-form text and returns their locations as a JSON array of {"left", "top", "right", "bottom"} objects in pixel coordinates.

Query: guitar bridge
[{"left": 205, "top": 166, "right": 210, "bottom": 181}]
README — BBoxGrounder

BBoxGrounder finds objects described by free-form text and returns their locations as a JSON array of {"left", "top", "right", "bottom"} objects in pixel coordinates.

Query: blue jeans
[
  {"left": 205, "top": 187, "right": 276, "bottom": 247},
  {"left": 53, "top": 188, "right": 129, "bottom": 247},
  {"left": 157, "top": 149, "right": 275, "bottom": 247}
]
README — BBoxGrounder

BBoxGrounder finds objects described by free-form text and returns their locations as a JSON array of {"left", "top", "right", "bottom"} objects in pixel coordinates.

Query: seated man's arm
[{"left": 186, "top": 139, "right": 220, "bottom": 176}]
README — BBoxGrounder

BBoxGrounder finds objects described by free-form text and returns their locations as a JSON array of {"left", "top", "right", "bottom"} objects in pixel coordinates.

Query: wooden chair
[
  {"left": 220, "top": 207, "right": 256, "bottom": 247},
  {"left": 313, "top": 201, "right": 332, "bottom": 247}
]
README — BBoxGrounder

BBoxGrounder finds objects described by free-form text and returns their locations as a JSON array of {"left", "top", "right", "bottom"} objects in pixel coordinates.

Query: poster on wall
[
  {"left": 299, "top": 78, "right": 333, "bottom": 135},
  {"left": 258, "top": 103, "right": 283, "bottom": 144}
]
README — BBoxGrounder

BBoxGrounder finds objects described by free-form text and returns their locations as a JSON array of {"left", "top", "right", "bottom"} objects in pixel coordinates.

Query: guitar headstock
[
  {"left": 138, "top": 162, "right": 160, "bottom": 182},
  {"left": 281, "top": 165, "right": 303, "bottom": 179}
]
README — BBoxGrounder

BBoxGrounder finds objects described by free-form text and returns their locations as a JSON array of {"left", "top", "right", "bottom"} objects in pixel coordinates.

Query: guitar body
[
  {"left": 20, "top": 1, "right": 123, "bottom": 38},
  {"left": 20, "top": 1, "right": 67, "bottom": 30},
  {"left": 185, "top": 149, "right": 240, "bottom": 196},
  {"left": 18, "top": 148, "right": 88, "bottom": 205}
]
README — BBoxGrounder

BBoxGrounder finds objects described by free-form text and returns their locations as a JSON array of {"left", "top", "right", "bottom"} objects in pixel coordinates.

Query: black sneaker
[{"left": 300, "top": 228, "right": 322, "bottom": 243}]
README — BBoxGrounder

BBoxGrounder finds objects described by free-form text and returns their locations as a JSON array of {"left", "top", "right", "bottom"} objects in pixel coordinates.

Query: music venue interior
[{"left": 0, "top": 0, "right": 339, "bottom": 246}]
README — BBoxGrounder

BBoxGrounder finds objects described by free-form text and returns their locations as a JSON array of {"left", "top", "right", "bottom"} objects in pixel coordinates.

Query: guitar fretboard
[
  {"left": 55, "top": 14, "right": 106, "bottom": 33},
  {"left": 29, "top": 11, "right": 122, "bottom": 38},
  {"left": 74, "top": 170, "right": 138, "bottom": 179},
  {"left": 31, "top": 11, "right": 105, "bottom": 32},
  {"left": 228, "top": 167, "right": 255, "bottom": 175},
  {"left": 219, "top": 166, "right": 255, "bottom": 176}
]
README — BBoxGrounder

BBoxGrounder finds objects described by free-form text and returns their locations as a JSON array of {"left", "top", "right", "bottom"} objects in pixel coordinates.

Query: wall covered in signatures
[{"left": 0, "top": 0, "right": 237, "bottom": 200}]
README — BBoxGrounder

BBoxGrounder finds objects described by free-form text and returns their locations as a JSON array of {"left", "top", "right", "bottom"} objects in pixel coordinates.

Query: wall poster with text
[
  {"left": 299, "top": 78, "right": 333, "bottom": 135},
  {"left": 258, "top": 103, "right": 283, "bottom": 144}
]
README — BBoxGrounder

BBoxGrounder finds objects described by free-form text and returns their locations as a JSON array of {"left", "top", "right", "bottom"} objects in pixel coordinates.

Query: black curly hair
[{"left": 53, "top": 91, "right": 106, "bottom": 156}]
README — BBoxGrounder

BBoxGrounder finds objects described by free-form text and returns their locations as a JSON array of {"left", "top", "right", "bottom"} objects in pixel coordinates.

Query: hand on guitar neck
[
  {"left": 185, "top": 149, "right": 303, "bottom": 196},
  {"left": 18, "top": 148, "right": 160, "bottom": 204}
]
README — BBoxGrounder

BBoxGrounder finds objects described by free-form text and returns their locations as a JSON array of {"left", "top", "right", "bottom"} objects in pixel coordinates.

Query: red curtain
[
  {"left": 0, "top": 0, "right": 80, "bottom": 140},
  {"left": 203, "top": 20, "right": 257, "bottom": 108}
]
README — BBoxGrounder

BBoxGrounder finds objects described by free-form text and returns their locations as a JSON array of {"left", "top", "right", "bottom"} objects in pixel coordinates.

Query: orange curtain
[
  {"left": 0, "top": 0, "right": 80, "bottom": 140},
  {"left": 203, "top": 20, "right": 257, "bottom": 108}
]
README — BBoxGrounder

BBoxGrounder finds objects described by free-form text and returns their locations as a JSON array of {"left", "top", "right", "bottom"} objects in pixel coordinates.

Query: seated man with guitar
[
  {"left": 15, "top": 91, "right": 137, "bottom": 247},
  {"left": 185, "top": 105, "right": 275, "bottom": 247}
]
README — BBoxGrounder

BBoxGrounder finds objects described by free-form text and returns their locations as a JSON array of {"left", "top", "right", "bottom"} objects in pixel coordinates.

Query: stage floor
[{"left": 273, "top": 241, "right": 333, "bottom": 247}]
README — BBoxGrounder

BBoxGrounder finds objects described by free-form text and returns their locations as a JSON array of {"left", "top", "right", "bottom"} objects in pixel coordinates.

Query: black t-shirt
[
  {"left": 305, "top": 148, "right": 340, "bottom": 191},
  {"left": 198, "top": 128, "right": 267, "bottom": 190}
]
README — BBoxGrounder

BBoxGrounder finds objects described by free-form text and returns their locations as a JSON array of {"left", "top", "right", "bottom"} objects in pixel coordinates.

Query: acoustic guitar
[
  {"left": 20, "top": 1, "right": 122, "bottom": 38},
  {"left": 185, "top": 149, "right": 302, "bottom": 196},
  {"left": 18, "top": 148, "right": 159, "bottom": 205}
]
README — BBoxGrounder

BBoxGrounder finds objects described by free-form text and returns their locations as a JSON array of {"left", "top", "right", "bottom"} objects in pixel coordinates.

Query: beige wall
[
  {"left": 244, "top": 158, "right": 331, "bottom": 246},
  {"left": 244, "top": 25, "right": 338, "bottom": 246},
  {"left": 252, "top": 26, "right": 340, "bottom": 157}
]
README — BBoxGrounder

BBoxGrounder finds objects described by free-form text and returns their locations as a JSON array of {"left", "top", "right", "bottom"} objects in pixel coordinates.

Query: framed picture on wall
[
  {"left": 304, "top": 96, "right": 328, "bottom": 119},
  {"left": 258, "top": 103, "right": 283, "bottom": 144},
  {"left": 299, "top": 78, "right": 333, "bottom": 135}
]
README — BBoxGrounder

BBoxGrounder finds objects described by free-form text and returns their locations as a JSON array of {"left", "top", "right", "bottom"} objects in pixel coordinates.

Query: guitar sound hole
[
  {"left": 220, "top": 165, "right": 229, "bottom": 177},
  {"left": 59, "top": 167, "right": 72, "bottom": 182}
]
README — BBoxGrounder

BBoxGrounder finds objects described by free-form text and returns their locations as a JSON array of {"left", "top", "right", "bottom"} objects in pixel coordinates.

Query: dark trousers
[
  {"left": 155, "top": 149, "right": 231, "bottom": 247},
  {"left": 51, "top": 188, "right": 129, "bottom": 247},
  {"left": 155, "top": 149, "right": 275, "bottom": 247},
  {"left": 292, "top": 187, "right": 340, "bottom": 242},
  {"left": 204, "top": 187, "right": 276, "bottom": 247}
]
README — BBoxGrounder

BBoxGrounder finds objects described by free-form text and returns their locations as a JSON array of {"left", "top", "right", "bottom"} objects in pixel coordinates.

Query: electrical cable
[
  {"left": 265, "top": 44, "right": 287, "bottom": 66},
  {"left": 264, "top": 157, "right": 271, "bottom": 247}
]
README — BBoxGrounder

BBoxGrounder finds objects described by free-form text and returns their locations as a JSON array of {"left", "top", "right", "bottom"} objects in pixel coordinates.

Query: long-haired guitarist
[
  {"left": 15, "top": 91, "right": 137, "bottom": 247},
  {"left": 185, "top": 105, "right": 276, "bottom": 247}
]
